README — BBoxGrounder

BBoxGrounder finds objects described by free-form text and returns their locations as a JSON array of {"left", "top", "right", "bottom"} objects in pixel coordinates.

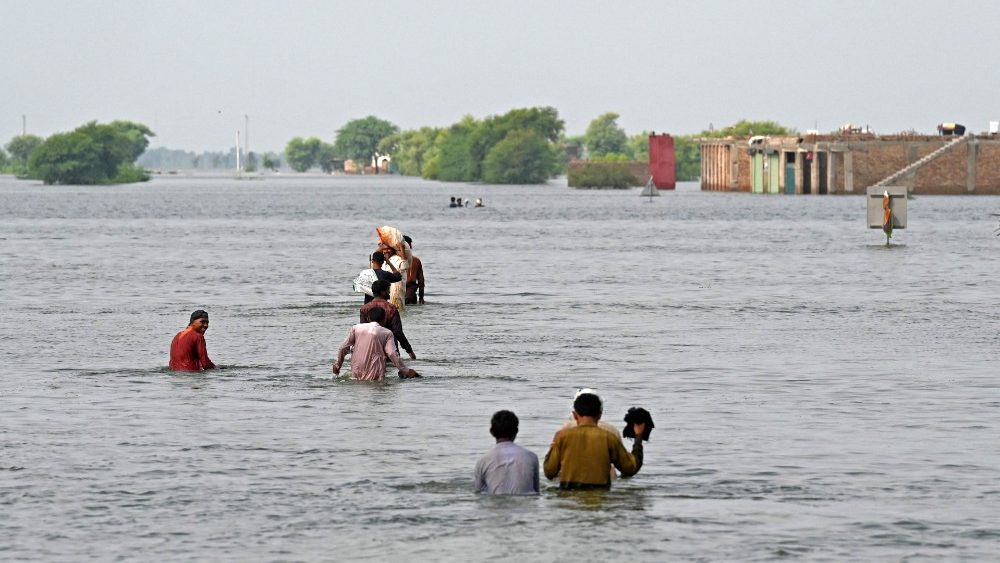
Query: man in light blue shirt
[{"left": 474, "top": 410, "right": 539, "bottom": 495}]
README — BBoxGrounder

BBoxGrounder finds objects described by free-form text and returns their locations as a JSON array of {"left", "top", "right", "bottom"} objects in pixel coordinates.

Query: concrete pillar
[
  {"left": 826, "top": 150, "right": 836, "bottom": 194},
  {"left": 779, "top": 151, "right": 787, "bottom": 193},
  {"left": 795, "top": 151, "right": 804, "bottom": 195},
  {"left": 810, "top": 149, "right": 820, "bottom": 195},
  {"left": 844, "top": 151, "right": 854, "bottom": 193},
  {"left": 966, "top": 139, "right": 977, "bottom": 193},
  {"left": 729, "top": 145, "right": 738, "bottom": 191}
]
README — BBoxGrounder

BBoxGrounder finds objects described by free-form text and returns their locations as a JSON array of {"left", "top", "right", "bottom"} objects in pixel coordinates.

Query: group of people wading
[
  {"left": 168, "top": 226, "right": 427, "bottom": 380},
  {"left": 167, "top": 227, "right": 654, "bottom": 492}
]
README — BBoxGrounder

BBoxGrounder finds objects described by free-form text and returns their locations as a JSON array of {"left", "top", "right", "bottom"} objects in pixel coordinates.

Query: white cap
[{"left": 574, "top": 388, "right": 600, "bottom": 404}]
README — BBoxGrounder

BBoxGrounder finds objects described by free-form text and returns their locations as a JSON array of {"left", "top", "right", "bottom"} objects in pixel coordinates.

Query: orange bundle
[{"left": 376, "top": 225, "right": 412, "bottom": 261}]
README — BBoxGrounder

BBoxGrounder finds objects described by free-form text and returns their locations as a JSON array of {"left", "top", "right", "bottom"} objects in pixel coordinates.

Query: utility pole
[
  {"left": 22, "top": 114, "right": 26, "bottom": 136},
  {"left": 244, "top": 114, "right": 249, "bottom": 171}
]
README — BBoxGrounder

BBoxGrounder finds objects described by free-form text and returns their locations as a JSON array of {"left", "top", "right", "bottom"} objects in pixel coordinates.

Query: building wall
[
  {"left": 701, "top": 136, "right": 1000, "bottom": 195},
  {"left": 975, "top": 143, "right": 1000, "bottom": 194}
]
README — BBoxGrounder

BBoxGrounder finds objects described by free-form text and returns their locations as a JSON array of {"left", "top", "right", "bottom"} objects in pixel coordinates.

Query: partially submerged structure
[{"left": 700, "top": 133, "right": 1000, "bottom": 194}]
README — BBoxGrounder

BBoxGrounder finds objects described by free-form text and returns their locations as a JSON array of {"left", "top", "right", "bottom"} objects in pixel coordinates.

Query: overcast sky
[{"left": 4, "top": 0, "right": 999, "bottom": 152}]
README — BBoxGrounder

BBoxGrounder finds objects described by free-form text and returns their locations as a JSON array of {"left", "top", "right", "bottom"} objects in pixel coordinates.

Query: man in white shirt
[{"left": 474, "top": 410, "right": 539, "bottom": 495}]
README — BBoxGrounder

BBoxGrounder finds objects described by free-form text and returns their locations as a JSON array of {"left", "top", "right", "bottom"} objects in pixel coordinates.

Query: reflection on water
[{"left": 1, "top": 175, "right": 998, "bottom": 560}]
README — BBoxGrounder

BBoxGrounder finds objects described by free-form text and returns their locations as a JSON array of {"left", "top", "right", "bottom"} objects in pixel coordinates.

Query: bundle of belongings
[
  {"left": 376, "top": 225, "right": 411, "bottom": 311},
  {"left": 622, "top": 407, "right": 654, "bottom": 441}
]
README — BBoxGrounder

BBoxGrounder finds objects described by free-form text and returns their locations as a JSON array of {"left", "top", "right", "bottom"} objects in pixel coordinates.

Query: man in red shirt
[
  {"left": 402, "top": 235, "right": 425, "bottom": 305},
  {"left": 360, "top": 281, "right": 416, "bottom": 359},
  {"left": 169, "top": 310, "right": 216, "bottom": 371}
]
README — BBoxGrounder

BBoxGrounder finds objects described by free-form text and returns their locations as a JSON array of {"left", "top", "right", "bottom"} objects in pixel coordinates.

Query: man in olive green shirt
[{"left": 543, "top": 392, "right": 645, "bottom": 490}]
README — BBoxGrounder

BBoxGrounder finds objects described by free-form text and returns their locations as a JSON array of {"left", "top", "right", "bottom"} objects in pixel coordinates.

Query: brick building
[{"left": 700, "top": 134, "right": 1000, "bottom": 195}]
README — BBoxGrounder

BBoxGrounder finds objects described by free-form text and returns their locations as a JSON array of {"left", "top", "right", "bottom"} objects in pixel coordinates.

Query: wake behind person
[
  {"left": 169, "top": 310, "right": 216, "bottom": 371},
  {"left": 544, "top": 392, "right": 644, "bottom": 490},
  {"left": 333, "top": 306, "right": 418, "bottom": 381},
  {"left": 474, "top": 410, "right": 539, "bottom": 495}
]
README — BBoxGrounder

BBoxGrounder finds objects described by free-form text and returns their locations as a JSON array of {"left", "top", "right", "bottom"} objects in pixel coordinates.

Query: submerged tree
[
  {"left": 584, "top": 112, "right": 628, "bottom": 158},
  {"left": 5, "top": 134, "right": 44, "bottom": 170},
  {"left": 482, "top": 129, "right": 558, "bottom": 184},
  {"left": 284, "top": 137, "right": 323, "bottom": 172},
  {"left": 334, "top": 116, "right": 398, "bottom": 170},
  {"left": 28, "top": 121, "right": 153, "bottom": 185}
]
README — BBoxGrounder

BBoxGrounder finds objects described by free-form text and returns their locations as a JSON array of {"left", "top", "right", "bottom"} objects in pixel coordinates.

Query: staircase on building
[{"left": 870, "top": 135, "right": 969, "bottom": 189}]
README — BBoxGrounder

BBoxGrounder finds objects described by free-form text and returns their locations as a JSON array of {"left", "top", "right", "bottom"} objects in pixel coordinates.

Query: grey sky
[{"left": 4, "top": 0, "right": 999, "bottom": 152}]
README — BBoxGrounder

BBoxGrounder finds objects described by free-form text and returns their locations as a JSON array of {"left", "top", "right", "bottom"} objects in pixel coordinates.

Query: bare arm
[{"left": 332, "top": 328, "right": 355, "bottom": 375}]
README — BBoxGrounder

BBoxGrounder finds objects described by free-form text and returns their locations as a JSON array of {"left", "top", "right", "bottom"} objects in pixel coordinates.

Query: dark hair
[
  {"left": 367, "top": 306, "right": 386, "bottom": 323},
  {"left": 371, "top": 251, "right": 385, "bottom": 264},
  {"left": 490, "top": 410, "right": 518, "bottom": 440},
  {"left": 403, "top": 235, "right": 412, "bottom": 246},
  {"left": 371, "top": 280, "right": 390, "bottom": 297},
  {"left": 189, "top": 309, "right": 208, "bottom": 325},
  {"left": 573, "top": 393, "right": 602, "bottom": 418}
]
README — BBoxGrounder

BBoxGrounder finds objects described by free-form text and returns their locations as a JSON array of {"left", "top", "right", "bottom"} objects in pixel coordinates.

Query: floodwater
[{"left": 1, "top": 174, "right": 998, "bottom": 561}]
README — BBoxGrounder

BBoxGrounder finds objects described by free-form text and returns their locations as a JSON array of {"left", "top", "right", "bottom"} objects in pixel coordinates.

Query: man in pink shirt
[{"left": 332, "top": 307, "right": 419, "bottom": 381}]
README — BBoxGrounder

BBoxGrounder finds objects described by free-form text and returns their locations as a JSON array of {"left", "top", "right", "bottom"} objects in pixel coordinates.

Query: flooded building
[{"left": 700, "top": 133, "right": 1000, "bottom": 195}]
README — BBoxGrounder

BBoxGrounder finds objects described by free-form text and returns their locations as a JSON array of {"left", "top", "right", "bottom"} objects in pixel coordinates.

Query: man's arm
[
  {"left": 332, "top": 328, "right": 355, "bottom": 375},
  {"left": 610, "top": 434, "right": 644, "bottom": 478},
  {"left": 389, "top": 314, "right": 414, "bottom": 358},
  {"left": 416, "top": 261, "right": 425, "bottom": 303},
  {"left": 473, "top": 458, "right": 487, "bottom": 493},
  {"left": 532, "top": 453, "right": 540, "bottom": 493},
  {"left": 381, "top": 258, "right": 403, "bottom": 282},
  {"left": 197, "top": 334, "right": 216, "bottom": 370},
  {"left": 542, "top": 433, "right": 562, "bottom": 480},
  {"left": 383, "top": 335, "right": 417, "bottom": 377}
]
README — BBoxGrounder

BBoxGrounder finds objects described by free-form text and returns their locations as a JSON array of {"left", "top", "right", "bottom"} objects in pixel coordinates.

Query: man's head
[
  {"left": 188, "top": 310, "right": 209, "bottom": 333},
  {"left": 367, "top": 306, "right": 386, "bottom": 324},
  {"left": 370, "top": 251, "right": 385, "bottom": 266},
  {"left": 573, "top": 392, "right": 602, "bottom": 420},
  {"left": 371, "top": 280, "right": 390, "bottom": 300},
  {"left": 489, "top": 410, "right": 519, "bottom": 442}
]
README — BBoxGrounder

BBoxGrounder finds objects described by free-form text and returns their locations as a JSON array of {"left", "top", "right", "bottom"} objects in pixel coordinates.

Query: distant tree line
[
  {"left": 379, "top": 107, "right": 565, "bottom": 184},
  {"left": 137, "top": 147, "right": 282, "bottom": 172},
  {"left": 1, "top": 121, "right": 154, "bottom": 184}
]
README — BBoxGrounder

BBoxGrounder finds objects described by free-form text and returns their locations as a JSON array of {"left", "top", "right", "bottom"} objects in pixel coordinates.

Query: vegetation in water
[{"left": 20, "top": 121, "right": 154, "bottom": 185}]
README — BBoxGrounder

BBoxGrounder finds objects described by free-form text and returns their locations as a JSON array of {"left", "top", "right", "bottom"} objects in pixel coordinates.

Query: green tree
[
  {"left": 27, "top": 121, "right": 152, "bottom": 185},
  {"left": 379, "top": 127, "right": 441, "bottom": 177},
  {"left": 481, "top": 129, "right": 558, "bottom": 184},
  {"left": 584, "top": 112, "right": 628, "bottom": 158},
  {"left": 6, "top": 134, "right": 44, "bottom": 169},
  {"left": 261, "top": 154, "right": 278, "bottom": 171},
  {"left": 333, "top": 116, "right": 399, "bottom": 169},
  {"left": 316, "top": 142, "right": 339, "bottom": 173},
  {"left": 0, "top": 148, "right": 8, "bottom": 169},
  {"left": 674, "top": 137, "right": 701, "bottom": 181},
  {"left": 434, "top": 116, "right": 479, "bottom": 182},
  {"left": 109, "top": 120, "right": 155, "bottom": 161},
  {"left": 627, "top": 131, "right": 651, "bottom": 162},
  {"left": 28, "top": 130, "right": 104, "bottom": 184},
  {"left": 284, "top": 137, "right": 322, "bottom": 172}
]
